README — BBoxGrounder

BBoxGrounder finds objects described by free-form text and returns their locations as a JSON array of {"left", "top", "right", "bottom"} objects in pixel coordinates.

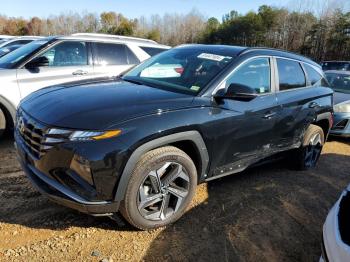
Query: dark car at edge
[{"left": 15, "top": 45, "right": 333, "bottom": 230}]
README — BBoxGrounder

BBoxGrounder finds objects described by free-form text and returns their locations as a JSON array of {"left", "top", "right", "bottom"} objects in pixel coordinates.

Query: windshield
[
  {"left": 0, "top": 40, "right": 48, "bottom": 69},
  {"left": 326, "top": 73, "right": 350, "bottom": 94},
  {"left": 123, "top": 47, "right": 234, "bottom": 94}
]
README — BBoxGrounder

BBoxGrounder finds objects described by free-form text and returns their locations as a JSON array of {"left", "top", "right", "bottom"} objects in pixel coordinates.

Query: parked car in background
[
  {"left": 0, "top": 33, "right": 170, "bottom": 136},
  {"left": 321, "top": 183, "right": 350, "bottom": 262},
  {"left": 0, "top": 35, "right": 14, "bottom": 43},
  {"left": 0, "top": 44, "right": 29, "bottom": 58},
  {"left": 322, "top": 61, "right": 350, "bottom": 71},
  {"left": 325, "top": 70, "right": 350, "bottom": 137},
  {"left": 0, "top": 36, "right": 43, "bottom": 49},
  {"left": 15, "top": 45, "right": 333, "bottom": 230}
]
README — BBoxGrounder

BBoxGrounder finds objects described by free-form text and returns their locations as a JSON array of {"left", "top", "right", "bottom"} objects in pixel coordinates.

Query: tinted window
[
  {"left": 277, "top": 59, "right": 306, "bottom": 90},
  {"left": 326, "top": 73, "right": 350, "bottom": 94},
  {"left": 40, "top": 41, "right": 88, "bottom": 67},
  {"left": 140, "top": 46, "right": 167, "bottom": 56},
  {"left": 95, "top": 43, "right": 139, "bottom": 65},
  {"left": 304, "top": 64, "right": 322, "bottom": 86},
  {"left": 322, "top": 62, "right": 350, "bottom": 71},
  {"left": 226, "top": 58, "right": 271, "bottom": 94}
]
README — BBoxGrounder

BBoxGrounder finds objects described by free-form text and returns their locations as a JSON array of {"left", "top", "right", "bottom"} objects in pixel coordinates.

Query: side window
[
  {"left": 304, "top": 63, "right": 329, "bottom": 87},
  {"left": 140, "top": 46, "right": 167, "bottom": 56},
  {"left": 277, "top": 58, "right": 306, "bottom": 90},
  {"left": 40, "top": 41, "right": 88, "bottom": 67},
  {"left": 94, "top": 43, "right": 139, "bottom": 66},
  {"left": 225, "top": 57, "right": 271, "bottom": 94}
]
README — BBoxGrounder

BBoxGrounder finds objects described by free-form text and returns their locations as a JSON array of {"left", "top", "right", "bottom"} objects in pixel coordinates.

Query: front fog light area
[{"left": 70, "top": 154, "right": 94, "bottom": 186}]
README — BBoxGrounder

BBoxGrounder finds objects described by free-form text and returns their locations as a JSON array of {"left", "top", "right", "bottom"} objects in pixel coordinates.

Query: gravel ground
[{"left": 0, "top": 136, "right": 349, "bottom": 262}]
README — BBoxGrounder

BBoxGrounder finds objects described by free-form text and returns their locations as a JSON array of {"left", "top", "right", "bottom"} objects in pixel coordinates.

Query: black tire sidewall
[
  {"left": 122, "top": 147, "right": 197, "bottom": 230},
  {"left": 299, "top": 125, "right": 324, "bottom": 170}
]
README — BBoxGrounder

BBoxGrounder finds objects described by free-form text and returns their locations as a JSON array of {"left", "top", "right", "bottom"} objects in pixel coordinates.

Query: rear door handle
[
  {"left": 262, "top": 112, "right": 276, "bottom": 119},
  {"left": 72, "top": 70, "right": 88, "bottom": 76},
  {"left": 309, "top": 102, "right": 319, "bottom": 108}
]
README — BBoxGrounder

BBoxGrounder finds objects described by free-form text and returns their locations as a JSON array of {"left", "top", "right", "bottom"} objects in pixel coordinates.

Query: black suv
[{"left": 15, "top": 45, "right": 333, "bottom": 230}]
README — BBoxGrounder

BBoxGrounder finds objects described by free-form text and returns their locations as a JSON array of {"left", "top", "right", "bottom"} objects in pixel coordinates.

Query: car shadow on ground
[
  {"left": 141, "top": 152, "right": 350, "bottom": 262},
  {"left": 0, "top": 134, "right": 349, "bottom": 260}
]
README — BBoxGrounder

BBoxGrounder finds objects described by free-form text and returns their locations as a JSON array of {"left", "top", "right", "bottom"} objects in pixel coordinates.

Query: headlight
[
  {"left": 334, "top": 101, "right": 350, "bottom": 113},
  {"left": 46, "top": 128, "right": 122, "bottom": 142}
]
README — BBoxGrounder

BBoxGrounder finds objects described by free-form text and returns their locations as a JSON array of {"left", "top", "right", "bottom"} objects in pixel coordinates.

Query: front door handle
[
  {"left": 262, "top": 112, "right": 276, "bottom": 119},
  {"left": 72, "top": 70, "right": 88, "bottom": 76},
  {"left": 309, "top": 102, "right": 319, "bottom": 108}
]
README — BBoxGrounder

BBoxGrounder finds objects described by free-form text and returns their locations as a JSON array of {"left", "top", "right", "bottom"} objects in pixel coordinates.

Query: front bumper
[
  {"left": 330, "top": 112, "right": 350, "bottom": 137},
  {"left": 15, "top": 128, "right": 124, "bottom": 216},
  {"left": 19, "top": 158, "right": 119, "bottom": 215},
  {"left": 322, "top": 191, "right": 350, "bottom": 262}
]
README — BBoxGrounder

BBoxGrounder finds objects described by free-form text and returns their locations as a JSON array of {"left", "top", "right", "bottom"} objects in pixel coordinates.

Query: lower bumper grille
[{"left": 333, "top": 119, "right": 349, "bottom": 130}]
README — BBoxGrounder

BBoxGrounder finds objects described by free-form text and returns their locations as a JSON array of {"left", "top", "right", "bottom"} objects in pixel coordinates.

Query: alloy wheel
[
  {"left": 137, "top": 162, "right": 190, "bottom": 221},
  {"left": 304, "top": 132, "right": 322, "bottom": 168}
]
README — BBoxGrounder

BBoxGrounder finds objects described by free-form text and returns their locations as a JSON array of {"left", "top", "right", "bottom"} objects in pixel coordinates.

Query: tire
[
  {"left": 293, "top": 124, "right": 325, "bottom": 170},
  {"left": 120, "top": 146, "right": 197, "bottom": 230},
  {"left": 0, "top": 107, "right": 7, "bottom": 138}
]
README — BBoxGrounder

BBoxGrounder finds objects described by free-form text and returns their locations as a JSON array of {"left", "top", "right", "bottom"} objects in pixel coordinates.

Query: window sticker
[
  {"left": 197, "top": 53, "right": 232, "bottom": 62},
  {"left": 190, "top": 85, "right": 200, "bottom": 91}
]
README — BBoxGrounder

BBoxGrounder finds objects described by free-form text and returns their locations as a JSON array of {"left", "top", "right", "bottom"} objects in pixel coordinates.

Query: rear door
[
  {"left": 273, "top": 57, "right": 327, "bottom": 149},
  {"left": 92, "top": 42, "right": 140, "bottom": 78},
  {"left": 17, "top": 41, "right": 94, "bottom": 99}
]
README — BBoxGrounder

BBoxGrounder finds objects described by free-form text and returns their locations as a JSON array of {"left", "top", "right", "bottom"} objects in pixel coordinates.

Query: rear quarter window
[
  {"left": 277, "top": 58, "right": 306, "bottom": 91},
  {"left": 94, "top": 43, "right": 139, "bottom": 66},
  {"left": 304, "top": 64, "right": 330, "bottom": 87},
  {"left": 140, "top": 46, "right": 168, "bottom": 57}
]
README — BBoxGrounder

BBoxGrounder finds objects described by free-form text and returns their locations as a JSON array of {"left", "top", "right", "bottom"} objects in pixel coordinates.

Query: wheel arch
[
  {"left": 114, "top": 130, "right": 209, "bottom": 201},
  {"left": 0, "top": 96, "right": 16, "bottom": 132},
  {"left": 314, "top": 112, "right": 333, "bottom": 141}
]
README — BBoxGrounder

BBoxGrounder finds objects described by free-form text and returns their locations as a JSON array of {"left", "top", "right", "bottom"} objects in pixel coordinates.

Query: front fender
[{"left": 114, "top": 130, "right": 209, "bottom": 201}]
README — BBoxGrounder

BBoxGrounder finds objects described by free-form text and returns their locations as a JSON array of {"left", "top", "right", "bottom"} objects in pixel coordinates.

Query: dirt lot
[{"left": 0, "top": 136, "right": 349, "bottom": 262}]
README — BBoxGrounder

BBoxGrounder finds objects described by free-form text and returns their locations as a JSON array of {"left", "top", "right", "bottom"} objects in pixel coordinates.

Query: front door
[
  {"left": 17, "top": 41, "right": 94, "bottom": 99},
  {"left": 209, "top": 57, "right": 279, "bottom": 177}
]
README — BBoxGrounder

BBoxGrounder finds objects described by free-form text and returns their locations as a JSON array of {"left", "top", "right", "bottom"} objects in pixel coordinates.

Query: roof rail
[{"left": 71, "top": 33, "right": 157, "bottom": 44}]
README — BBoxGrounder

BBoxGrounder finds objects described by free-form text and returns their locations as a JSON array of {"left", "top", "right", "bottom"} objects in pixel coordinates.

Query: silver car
[{"left": 0, "top": 33, "right": 170, "bottom": 136}]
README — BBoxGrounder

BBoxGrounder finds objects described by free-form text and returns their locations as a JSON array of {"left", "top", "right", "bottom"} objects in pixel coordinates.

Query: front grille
[
  {"left": 333, "top": 119, "right": 349, "bottom": 130},
  {"left": 16, "top": 111, "right": 65, "bottom": 158}
]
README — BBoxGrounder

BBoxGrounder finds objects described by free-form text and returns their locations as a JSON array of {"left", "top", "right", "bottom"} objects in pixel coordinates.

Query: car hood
[
  {"left": 21, "top": 79, "right": 195, "bottom": 130},
  {"left": 334, "top": 91, "right": 350, "bottom": 105}
]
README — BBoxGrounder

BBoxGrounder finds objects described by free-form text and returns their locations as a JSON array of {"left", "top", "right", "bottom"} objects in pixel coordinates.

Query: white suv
[{"left": 0, "top": 33, "right": 170, "bottom": 135}]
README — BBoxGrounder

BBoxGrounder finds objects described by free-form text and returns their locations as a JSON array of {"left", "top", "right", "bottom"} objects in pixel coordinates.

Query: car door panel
[
  {"left": 206, "top": 57, "right": 279, "bottom": 177},
  {"left": 17, "top": 41, "right": 94, "bottom": 100}
]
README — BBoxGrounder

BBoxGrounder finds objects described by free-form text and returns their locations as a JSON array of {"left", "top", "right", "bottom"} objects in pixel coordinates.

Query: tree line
[{"left": 0, "top": 3, "right": 349, "bottom": 61}]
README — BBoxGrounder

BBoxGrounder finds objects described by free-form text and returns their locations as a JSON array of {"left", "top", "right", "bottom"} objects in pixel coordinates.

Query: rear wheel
[
  {"left": 293, "top": 124, "right": 324, "bottom": 170},
  {"left": 120, "top": 146, "right": 197, "bottom": 230}
]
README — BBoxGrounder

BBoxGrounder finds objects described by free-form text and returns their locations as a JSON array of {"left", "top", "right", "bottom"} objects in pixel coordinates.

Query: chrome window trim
[{"left": 212, "top": 55, "right": 275, "bottom": 96}]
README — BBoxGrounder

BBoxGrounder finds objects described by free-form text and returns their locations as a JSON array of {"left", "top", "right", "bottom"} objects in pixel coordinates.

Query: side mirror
[
  {"left": 214, "top": 83, "right": 258, "bottom": 101},
  {"left": 25, "top": 56, "right": 49, "bottom": 69}
]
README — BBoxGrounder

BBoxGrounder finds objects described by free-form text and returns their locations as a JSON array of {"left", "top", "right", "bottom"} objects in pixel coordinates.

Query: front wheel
[
  {"left": 293, "top": 124, "right": 325, "bottom": 170},
  {"left": 120, "top": 146, "right": 197, "bottom": 230}
]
